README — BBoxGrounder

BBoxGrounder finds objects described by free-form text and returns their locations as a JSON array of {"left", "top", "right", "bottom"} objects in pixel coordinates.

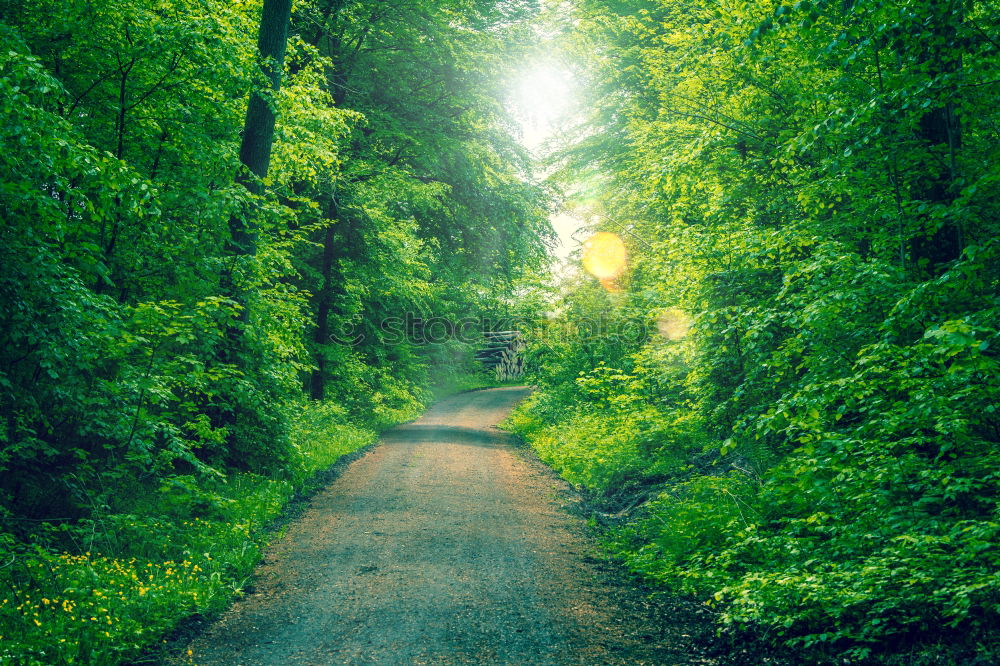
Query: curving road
[{"left": 180, "top": 387, "right": 704, "bottom": 665}]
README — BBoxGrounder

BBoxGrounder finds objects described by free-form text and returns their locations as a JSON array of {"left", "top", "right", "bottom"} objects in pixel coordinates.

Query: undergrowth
[
  {"left": 504, "top": 288, "right": 1000, "bottom": 665},
  {"left": 0, "top": 401, "right": 376, "bottom": 665}
]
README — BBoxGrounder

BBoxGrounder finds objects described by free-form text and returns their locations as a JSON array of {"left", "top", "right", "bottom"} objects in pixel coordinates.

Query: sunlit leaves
[{"left": 522, "top": 0, "right": 1000, "bottom": 659}]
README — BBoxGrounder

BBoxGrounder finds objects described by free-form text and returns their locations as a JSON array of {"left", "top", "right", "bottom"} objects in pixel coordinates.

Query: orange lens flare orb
[{"left": 581, "top": 232, "right": 627, "bottom": 285}]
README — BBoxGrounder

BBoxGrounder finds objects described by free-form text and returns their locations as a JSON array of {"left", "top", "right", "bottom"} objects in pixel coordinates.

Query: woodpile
[{"left": 475, "top": 331, "right": 525, "bottom": 381}]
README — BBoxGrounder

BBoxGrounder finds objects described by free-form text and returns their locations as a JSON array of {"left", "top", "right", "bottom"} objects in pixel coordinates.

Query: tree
[
  {"left": 289, "top": 0, "right": 552, "bottom": 401},
  {"left": 229, "top": 0, "right": 294, "bottom": 256}
]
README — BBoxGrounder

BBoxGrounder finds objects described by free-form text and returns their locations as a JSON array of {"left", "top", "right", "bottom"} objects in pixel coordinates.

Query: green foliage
[
  {"left": 517, "top": 0, "right": 1000, "bottom": 661},
  {"left": 0, "top": 399, "right": 376, "bottom": 664},
  {"left": 287, "top": 0, "right": 553, "bottom": 404},
  {"left": 0, "top": 0, "right": 550, "bottom": 660},
  {"left": 287, "top": 401, "right": 375, "bottom": 473},
  {"left": 507, "top": 361, "right": 706, "bottom": 500},
  {"left": 605, "top": 474, "right": 761, "bottom": 596}
]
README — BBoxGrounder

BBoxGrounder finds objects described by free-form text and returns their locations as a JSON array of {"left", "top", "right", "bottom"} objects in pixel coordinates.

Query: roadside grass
[
  {"left": 503, "top": 391, "right": 1000, "bottom": 666},
  {"left": 429, "top": 368, "right": 522, "bottom": 401},
  {"left": 0, "top": 403, "right": 377, "bottom": 666}
]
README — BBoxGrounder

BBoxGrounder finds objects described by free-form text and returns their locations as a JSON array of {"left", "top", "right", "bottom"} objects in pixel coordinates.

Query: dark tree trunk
[
  {"left": 301, "top": 1, "right": 376, "bottom": 400},
  {"left": 216, "top": 0, "right": 293, "bottom": 419},
  {"left": 229, "top": 0, "right": 294, "bottom": 256},
  {"left": 908, "top": 0, "right": 963, "bottom": 274},
  {"left": 310, "top": 205, "right": 338, "bottom": 401}
]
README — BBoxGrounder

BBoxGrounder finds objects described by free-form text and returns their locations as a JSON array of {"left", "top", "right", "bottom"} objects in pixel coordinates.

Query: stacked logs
[{"left": 475, "top": 330, "right": 525, "bottom": 381}]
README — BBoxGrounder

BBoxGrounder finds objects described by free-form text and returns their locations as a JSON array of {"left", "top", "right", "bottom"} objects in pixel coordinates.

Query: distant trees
[
  {"left": 286, "top": 0, "right": 552, "bottom": 400},
  {"left": 0, "top": 0, "right": 549, "bottom": 517}
]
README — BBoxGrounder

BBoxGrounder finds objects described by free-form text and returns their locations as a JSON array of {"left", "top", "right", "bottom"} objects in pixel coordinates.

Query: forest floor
[{"left": 172, "top": 387, "right": 747, "bottom": 665}]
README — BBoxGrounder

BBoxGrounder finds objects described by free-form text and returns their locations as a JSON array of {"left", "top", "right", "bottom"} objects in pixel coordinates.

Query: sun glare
[{"left": 511, "top": 64, "right": 574, "bottom": 150}]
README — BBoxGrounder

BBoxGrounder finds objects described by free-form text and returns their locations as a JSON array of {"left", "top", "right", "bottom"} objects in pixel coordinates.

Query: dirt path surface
[{"left": 180, "top": 387, "right": 714, "bottom": 665}]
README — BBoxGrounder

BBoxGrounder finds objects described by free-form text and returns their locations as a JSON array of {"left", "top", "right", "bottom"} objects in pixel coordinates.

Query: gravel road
[{"left": 179, "top": 387, "right": 712, "bottom": 665}]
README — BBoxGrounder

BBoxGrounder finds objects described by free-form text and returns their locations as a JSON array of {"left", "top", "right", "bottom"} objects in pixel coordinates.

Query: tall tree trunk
[
  {"left": 229, "top": 0, "right": 294, "bottom": 256},
  {"left": 304, "top": 3, "right": 347, "bottom": 402},
  {"left": 908, "top": 0, "right": 963, "bottom": 274},
  {"left": 310, "top": 201, "right": 338, "bottom": 401},
  {"left": 301, "top": 1, "right": 374, "bottom": 399},
  {"left": 216, "top": 0, "right": 293, "bottom": 427}
]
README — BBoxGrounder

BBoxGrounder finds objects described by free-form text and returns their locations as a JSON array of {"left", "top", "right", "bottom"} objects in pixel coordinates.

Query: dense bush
[
  {"left": 511, "top": 0, "right": 1000, "bottom": 661},
  {"left": 512, "top": 245, "right": 1000, "bottom": 663}
]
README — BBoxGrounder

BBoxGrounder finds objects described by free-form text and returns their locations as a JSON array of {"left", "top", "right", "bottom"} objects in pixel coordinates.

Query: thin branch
[
  {"left": 66, "top": 70, "right": 116, "bottom": 117},
  {"left": 125, "top": 50, "right": 185, "bottom": 112}
]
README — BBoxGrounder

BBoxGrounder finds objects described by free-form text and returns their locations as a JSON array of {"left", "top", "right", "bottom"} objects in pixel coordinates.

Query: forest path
[{"left": 179, "top": 387, "right": 709, "bottom": 665}]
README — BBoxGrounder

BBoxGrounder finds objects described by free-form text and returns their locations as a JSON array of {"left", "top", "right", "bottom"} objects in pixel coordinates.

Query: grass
[
  {"left": 0, "top": 404, "right": 378, "bottom": 666},
  {"left": 429, "top": 368, "right": 522, "bottom": 401}
]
